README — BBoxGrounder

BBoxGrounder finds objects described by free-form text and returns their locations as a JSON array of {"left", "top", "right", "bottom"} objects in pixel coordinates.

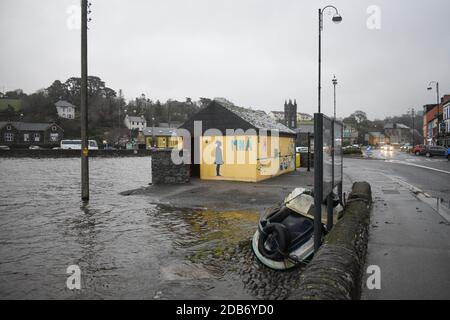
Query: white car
[{"left": 296, "top": 147, "right": 309, "bottom": 153}]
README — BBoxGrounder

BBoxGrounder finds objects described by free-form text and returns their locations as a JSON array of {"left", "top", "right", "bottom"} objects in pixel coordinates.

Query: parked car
[
  {"left": 296, "top": 146, "right": 309, "bottom": 153},
  {"left": 0, "top": 145, "right": 11, "bottom": 150},
  {"left": 412, "top": 145, "right": 426, "bottom": 156},
  {"left": 400, "top": 143, "right": 411, "bottom": 152},
  {"left": 424, "top": 146, "right": 448, "bottom": 157},
  {"left": 29, "top": 146, "right": 42, "bottom": 150},
  {"left": 447, "top": 147, "right": 450, "bottom": 161}
]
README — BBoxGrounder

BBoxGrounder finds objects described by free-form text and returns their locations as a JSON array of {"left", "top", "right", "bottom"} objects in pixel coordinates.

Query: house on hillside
[
  {"left": 180, "top": 98, "right": 297, "bottom": 182},
  {"left": 54, "top": 100, "right": 76, "bottom": 119},
  {"left": 124, "top": 115, "right": 147, "bottom": 132}
]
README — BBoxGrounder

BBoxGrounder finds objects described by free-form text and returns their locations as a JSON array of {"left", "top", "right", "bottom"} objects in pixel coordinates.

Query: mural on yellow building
[{"left": 200, "top": 135, "right": 295, "bottom": 182}]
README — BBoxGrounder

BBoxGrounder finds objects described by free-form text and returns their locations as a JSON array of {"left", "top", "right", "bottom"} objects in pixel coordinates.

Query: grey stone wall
[
  {"left": 289, "top": 182, "right": 372, "bottom": 300},
  {"left": 151, "top": 149, "right": 190, "bottom": 184}
]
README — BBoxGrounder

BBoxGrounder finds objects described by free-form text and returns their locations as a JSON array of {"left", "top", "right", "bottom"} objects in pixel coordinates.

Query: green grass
[{"left": 0, "top": 99, "right": 23, "bottom": 112}]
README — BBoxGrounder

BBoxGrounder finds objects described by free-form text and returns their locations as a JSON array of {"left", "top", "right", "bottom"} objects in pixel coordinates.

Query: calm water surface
[{"left": 0, "top": 157, "right": 256, "bottom": 299}]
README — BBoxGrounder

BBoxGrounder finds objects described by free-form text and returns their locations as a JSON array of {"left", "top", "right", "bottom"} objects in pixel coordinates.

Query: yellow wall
[
  {"left": 146, "top": 136, "right": 183, "bottom": 149},
  {"left": 200, "top": 135, "right": 295, "bottom": 182}
]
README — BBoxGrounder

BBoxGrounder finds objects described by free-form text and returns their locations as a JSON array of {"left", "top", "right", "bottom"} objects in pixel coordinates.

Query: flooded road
[{"left": 0, "top": 157, "right": 260, "bottom": 299}]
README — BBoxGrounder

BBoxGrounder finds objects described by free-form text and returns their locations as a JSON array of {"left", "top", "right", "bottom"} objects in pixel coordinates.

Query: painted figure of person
[{"left": 215, "top": 141, "right": 223, "bottom": 176}]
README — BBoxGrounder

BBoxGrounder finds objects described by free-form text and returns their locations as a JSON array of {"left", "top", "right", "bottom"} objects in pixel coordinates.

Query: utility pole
[{"left": 81, "top": 0, "right": 90, "bottom": 202}]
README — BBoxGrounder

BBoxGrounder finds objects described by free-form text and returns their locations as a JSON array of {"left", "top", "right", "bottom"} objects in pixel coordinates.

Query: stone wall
[
  {"left": 151, "top": 149, "right": 190, "bottom": 184},
  {"left": 289, "top": 181, "right": 372, "bottom": 300}
]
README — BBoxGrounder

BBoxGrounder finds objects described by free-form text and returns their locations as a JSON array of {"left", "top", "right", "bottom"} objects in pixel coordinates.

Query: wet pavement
[
  {"left": 0, "top": 158, "right": 311, "bottom": 300},
  {"left": 344, "top": 154, "right": 450, "bottom": 299}
]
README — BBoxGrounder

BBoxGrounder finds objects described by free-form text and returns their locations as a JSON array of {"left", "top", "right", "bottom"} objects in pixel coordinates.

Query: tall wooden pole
[{"left": 81, "top": 0, "right": 89, "bottom": 201}]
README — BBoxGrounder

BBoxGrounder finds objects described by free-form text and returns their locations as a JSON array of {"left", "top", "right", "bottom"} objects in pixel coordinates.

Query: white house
[
  {"left": 124, "top": 115, "right": 147, "bottom": 132},
  {"left": 55, "top": 100, "right": 76, "bottom": 119}
]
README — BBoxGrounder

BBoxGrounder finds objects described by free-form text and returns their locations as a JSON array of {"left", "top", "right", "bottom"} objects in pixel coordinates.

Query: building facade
[
  {"left": 54, "top": 100, "right": 76, "bottom": 119},
  {"left": 384, "top": 123, "right": 412, "bottom": 145},
  {"left": 0, "top": 121, "right": 64, "bottom": 147},
  {"left": 143, "top": 127, "right": 183, "bottom": 149}
]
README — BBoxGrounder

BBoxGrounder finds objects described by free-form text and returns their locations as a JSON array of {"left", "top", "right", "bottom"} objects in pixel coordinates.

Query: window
[
  {"left": 52, "top": 126, "right": 57, "bottom": 132},
  {"left": 50, "top": 133, "right": 59, "bottom": 142},
  {"left": 24, "top": 133, "right": 30, "bottom": 142},
  {"left": 6, "top": 125, "right": 12, "bottom": 131},
  {"left": 34, "top": 133, "right": 40, "bottom": 142},
  {"left": 5, "top": 133, "right": 14, "bottom": 142}
]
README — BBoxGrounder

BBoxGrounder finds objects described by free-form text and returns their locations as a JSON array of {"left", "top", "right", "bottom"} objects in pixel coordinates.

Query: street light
[
  {"left": 332, "top": 75, "right": 338, "bottom": 119},
  {"left": 152, "top": 117, "right": 156, "bottom": 148},
  {"left": 318, "top": 5, "right": 342, "bottom": 114},
  {"left": 427, "top": 81, "right": 441, "bottom": 143}
]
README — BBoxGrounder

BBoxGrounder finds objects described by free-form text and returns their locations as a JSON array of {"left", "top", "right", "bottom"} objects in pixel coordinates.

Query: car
[
  {"left": 424, "top": 146, "right": 448, "bottom": 157},
  {"left": 29, "top": 146, "right": 42, "bottom": 150},
  {"left": 296, "top": 146, "right": 309, "bottom": 153},
  {"left": 0, "top": 145, "right": 11, "bottom": 150},
  {"left": 400, "top": 143, "right": 411, "bottom": 152},
  {"left": 412, "top": 144, "right": 426, "bottom": 156},
  {"left": 447, "top": 147, "right": 450, "bottom": 161},
  {"left": 381, "top": 144, "right": 394, "bottom": 152}
]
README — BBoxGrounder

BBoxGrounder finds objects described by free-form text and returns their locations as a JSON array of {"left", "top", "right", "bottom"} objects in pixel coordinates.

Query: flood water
[{"left": 0, "top": 157, "right": 258, "bottom": 299}]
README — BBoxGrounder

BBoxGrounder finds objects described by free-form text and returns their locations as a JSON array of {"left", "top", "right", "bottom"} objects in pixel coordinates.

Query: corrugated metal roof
[
  {"left": 127, "top": 116, "right": 146, "bottom": 123},
  {"left": 142, "top": 127, "right": 177, "bottom": 137},
  {"left": 0, "top": 121, "right": 61, "bottom": 131},
  {"left": 214, "top": 98, "right": 296, "bottom": 135}
]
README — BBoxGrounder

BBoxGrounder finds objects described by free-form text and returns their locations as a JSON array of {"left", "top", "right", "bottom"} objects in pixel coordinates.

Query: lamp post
[
  {"left": 152, "top": 117, "right": 156, "bottom": 148},
  {"left": 318, "top": 6, "right": 342, "bottom": 114},
  {"left": 409, "top": 108, "right": 415, "bottom": 147},
  {"left": 427, "top": 81, "right": 440, "bottom": 144},
  {"left": 315, "top": 5, "right": 343, "bottom": 252},
  {"left": 332, "top": 75, "right": 338, "bottom": 119}
]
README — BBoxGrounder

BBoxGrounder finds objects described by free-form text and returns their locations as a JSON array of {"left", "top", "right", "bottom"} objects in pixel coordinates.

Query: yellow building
[
  {"left": 180, "top": 98, "right": 297, "bottom": 182},
  {"left": 143, "top": 127, "right": 183, "bottom": 149}
]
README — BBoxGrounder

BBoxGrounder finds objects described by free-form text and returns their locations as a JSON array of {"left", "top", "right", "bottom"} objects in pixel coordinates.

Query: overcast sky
[{"left": 1, "top": 0, "right": 449, "bottom": 119}]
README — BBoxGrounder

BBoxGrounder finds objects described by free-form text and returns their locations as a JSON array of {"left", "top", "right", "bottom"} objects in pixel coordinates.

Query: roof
[
  {"left": 368, "top": 132, "right": 384, "bottom": 137},
  {"left": 0, "top": 121, "right": 63, "bottom": 132},
  {"left": 384, "top": 123, "right": 410, "bottom": 130},
  {"left": 214, "top": 98, "right": 295, "bottom": 135},
  {"left": 126, "top": 116, "right": 146, "bottom": 123},
  {"left": 142, "top": 127, "right": 177, "bottom": 137},
  {"left": 55, "top": 100, "right": 77, "bottom": 109},
  {"left": 295, "top": 124, "right": 314, "bottom": 134}
]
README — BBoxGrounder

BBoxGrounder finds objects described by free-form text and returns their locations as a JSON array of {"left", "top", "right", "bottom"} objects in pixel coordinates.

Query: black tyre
[{"left": 258, "top": 223, "right": 291, "bottom": 261}]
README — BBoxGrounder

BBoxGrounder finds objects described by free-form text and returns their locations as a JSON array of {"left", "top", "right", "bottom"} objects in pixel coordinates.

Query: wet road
[
  {"left": 344, "top": 151, "right": 450, "bottom": 299},
  {"left": 0, "top": 158, "right": 257, "bottom": 300}
]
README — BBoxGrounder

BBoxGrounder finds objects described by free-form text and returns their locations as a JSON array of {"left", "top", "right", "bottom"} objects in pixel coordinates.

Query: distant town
[{"left": 0, "top": 76, "right": 449, "bottom": 152}]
